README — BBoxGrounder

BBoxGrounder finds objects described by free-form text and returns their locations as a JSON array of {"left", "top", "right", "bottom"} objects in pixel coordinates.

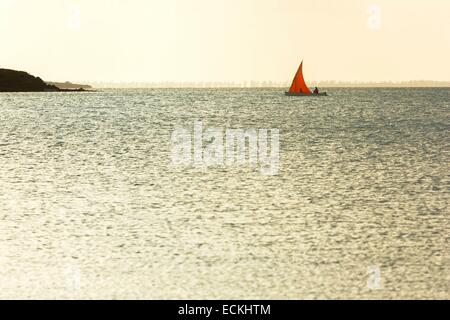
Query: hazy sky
[{"left": 1, "top": 0, "right": 449, "bottom": 82}]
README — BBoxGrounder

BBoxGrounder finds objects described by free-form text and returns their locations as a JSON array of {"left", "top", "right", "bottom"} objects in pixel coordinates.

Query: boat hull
[{"left": 285, "top": 92, "right": 328, "bottom": 97}]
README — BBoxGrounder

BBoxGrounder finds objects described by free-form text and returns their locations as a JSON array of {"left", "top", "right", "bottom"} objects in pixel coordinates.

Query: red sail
[{"left": 288, "top": 61, "right": 312, "bottom": 94}]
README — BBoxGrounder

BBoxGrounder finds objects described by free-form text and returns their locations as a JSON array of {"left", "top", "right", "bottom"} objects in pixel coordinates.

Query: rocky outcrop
[
  {"left": 0, "top": 69, "right": 92, "bottom": 92},
  {"left": 0, "top": 68, "right": 62, "bottom": 92}
]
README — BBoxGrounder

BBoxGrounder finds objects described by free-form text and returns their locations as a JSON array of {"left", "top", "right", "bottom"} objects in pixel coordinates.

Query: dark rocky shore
[{"left": 0, "top": 69, "right": 91, "bottom": 92}]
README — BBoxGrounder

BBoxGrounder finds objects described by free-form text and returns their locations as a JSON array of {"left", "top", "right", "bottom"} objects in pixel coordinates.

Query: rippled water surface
[{"left": 0, "top": 88, "right": 448, "bottom": 299}]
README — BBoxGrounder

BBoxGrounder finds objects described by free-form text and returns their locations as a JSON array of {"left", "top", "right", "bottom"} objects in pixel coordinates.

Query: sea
[{"left": 0, "top": 88, "right": 448, "bottom": 299}]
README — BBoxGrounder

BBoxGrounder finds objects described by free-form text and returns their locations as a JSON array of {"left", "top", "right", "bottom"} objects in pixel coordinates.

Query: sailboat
[{"left": 285, "top": 61, "right": 327, "bottom": 96}]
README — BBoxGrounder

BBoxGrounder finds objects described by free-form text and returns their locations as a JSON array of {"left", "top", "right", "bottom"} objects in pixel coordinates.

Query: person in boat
[{"left": 313, "top": 87, "right": 319, "bottom": 94}]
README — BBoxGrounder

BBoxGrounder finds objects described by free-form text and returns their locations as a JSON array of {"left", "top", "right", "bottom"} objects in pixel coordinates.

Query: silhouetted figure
[{"left": 313, "top": 87, "right": 319, "bottom": 94}]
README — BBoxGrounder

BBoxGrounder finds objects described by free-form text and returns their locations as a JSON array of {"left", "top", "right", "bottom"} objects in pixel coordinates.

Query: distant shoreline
[
  {"left": 0, "top": 68, "right": 93, "bottom": 92},
  {"left": 2, "top": 67, "right": 448, "bottom": 90},
  {"left": 86, "top": 81, "right": 450, "bottom": 89},
  {"left": 82, "top": 85, "right": 450, "bottom": 89},
  {"left": 46, "top": 81, "right": 92, "bottom": 90}
]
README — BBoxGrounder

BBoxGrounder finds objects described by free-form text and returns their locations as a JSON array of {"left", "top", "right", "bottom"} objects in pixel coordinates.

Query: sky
[{"left": 0, "top": 0, "right": 449, "bottom": 83}]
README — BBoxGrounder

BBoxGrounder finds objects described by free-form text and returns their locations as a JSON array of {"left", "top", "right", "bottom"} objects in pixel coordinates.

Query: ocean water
[{"left": 0, "top": 88, "right": 448, "bottom": 299}]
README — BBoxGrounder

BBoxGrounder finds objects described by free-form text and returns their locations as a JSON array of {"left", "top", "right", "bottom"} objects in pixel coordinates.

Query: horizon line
[{"left": 70, "top": 80, "right": 450, "bottom": 89}]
